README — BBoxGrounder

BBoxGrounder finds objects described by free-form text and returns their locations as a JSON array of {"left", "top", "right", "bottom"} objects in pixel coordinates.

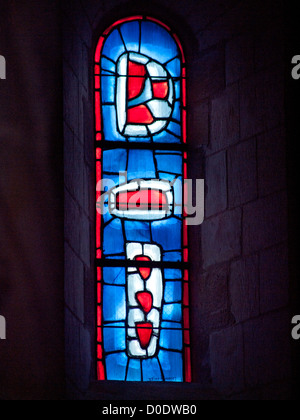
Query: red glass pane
[
  {"left": 97, "top": 282, "right": 102, "bottom": 304},
  {"left": 97, "top": 327, "right": 102, "bottom": 343},
  {"left": 153, "top": 81, "right": 169, "bottom": 99},
  {"left": 128, "top": 61, "right": 147, "bottom": 100},
  {"left": 136, "top": 323, "right": 153, "bottom": 349},
  {"left": 96, "top": 132, "right": 102, "bottom": 141},
  {"left": 185, "top": 347, "right": 192, "bottom": 382},
  {"left": 97, "top": 306, "right": 102, "bottom": 326},
  {"left": 95, "top": 91, "right": 101, "bottom": 132},
  {"left": 184, "top": 329, "right": 190, "bottom": 345},
  {"left": 182, "top": 109, "right": 187, "bottom": 143},
  {"left": 116, "top": 189, "right": 167, "bottom": 211},
  {"left": 95, "top": 76, "right": 100, "bottom": 90},
  {"left": 96, "top": 148, "right": 102, "bottom": 160},
  {"left": 183, "top": 282, "right": 189, "bottom": 306},
  {"left": 136, "top": 291, "right": 153, "bottom": 313},
  {"left": 184, "top": 308, "right": 190, "bottom": 329},
  {"left": 135, "top": 256, "right": 152, "bottom": 281},
  {"left": 127, "top": 105, "right": 154, "bottom": 125},
  {"left": 97, "top": 361, "right": 106, "bottom": 381},
  {"left": 97, "top": 344, "right": 103, "bottom": 360}
]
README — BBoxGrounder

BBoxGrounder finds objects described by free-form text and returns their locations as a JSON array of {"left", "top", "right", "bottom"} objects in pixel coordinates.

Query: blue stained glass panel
[
  {"left": 140, "top": 22, "right": 179, "bottom": 64},
  {"left": 105, "top": 352, "right": 128, "bottom": 381},
  {"left": 120, "top": 22, "right": 140, "bottom": 53},
  {"left": 164, "top": 268, "right": 182, "bottom": 280},
  {"left": 103, "top": 285, "right": 126, "bottom": 322},
  {"left": 163, "top": 251, "right": 182, "bottom": 262},
  {"left": 103, "top": 325, "right": 126, "bottom": 352},
  {"left": 160, "top": 328, "right": 183, "bottom": 351},
  {"left": 142, "top": 358, "right": 163, "bottom": 382},
  {"left": 102, "top": 105, "right": 126, "bottom": 142},
  {"left": 102, "top": 29, "right": 126, "bottom": 62},
  {"left": 165, "top": 57, "right": 181, "bottom": 78},
  {"left": 155, "top": 154, "right": 182, "bottom": 174},
  {"left": 172, "top": 100, "right": 181, "bottom": 123},
  {"left": 162, "top": 303, "right": 182, "bottom": 322},
  {"left": 161, "top": 321, "right": 182, "bottom": 330},
  {"left": 127, "top": 149, "right": 156, "bottom": 179},
  {"left": 103, "top": 149, "right": 127, "bottom": 173},
  {"left": 127, "top": 359, "right": 142, "bottom": 381},
  {"left": 101, "top": 75, "right": 115, "bottom": 103},
  {"left": 124, "top": 221, "right": 151, "bottom": 243},
  {"left": 151, "top": 218, "right": 182, "bottom": 251},
  {"left": 103, "top": 219, "right": 125, "bottom": 256},
  {"left": 101, "top": 57, "right": 116, "bottom": 73},
  {"left": 152, "top": 128, "right": 181, "bottom": 144},
  {"left": 103, "top": 267, "right": 126, "bottom": 285},
  {"left": 158, "top": 350, "right": 183, "bottom": 382},
  {"left": 164, "top": 281, "right": 182, "bottom": 303},
  {"left": 167, "top": 121, "right": 181, "bottom": 138}
]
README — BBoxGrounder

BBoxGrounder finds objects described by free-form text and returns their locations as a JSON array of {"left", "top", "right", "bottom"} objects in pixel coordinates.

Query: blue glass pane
[
  {"left": 103, "top": 285, "right": 126, "bottom": 322},
  {"left": 155, "top": 154, "right": 182, "bottom": 174},
  {"left": 164, "top": 281, "right": 182, "bottom": 303},
  {"left": 152, "top": 129, "right": 181, "bottom": 144},
  {"left": 127, "top": 149, "right": 156, "bottom": 179},
  {"left": 101, "top": 57, "right": 116, "bottom": 73},
  {"left": 105, "top": 352, "right": 128, "bottom": 381},
  {"left": 162, "top": 303, "right": 182, "bottom": 322},
  {"left": 160, "top": 328, "right": 183, "bottom": 351},
  {"left": 161, "top": 321, "right": 182, "bottom": 330},
  {"left": 140, "top": 22, "right": 179, "bottom": 64},
  {"left": 103, "top": 219, "right": 124, "bottom": 256},
  {"left": 124, "top": 221, "right": 151, "bottom": 243},
  {"left": 158, "top": 350, "right": 183, "bottom": 382},
  {"left": 142, "top": 358, "right": 163, "bottom": 382},
  {"left": 101, "top": 75, "right": 115, "bottom": 103},
  {"left": 172, "top": 100, "right": 181, "bottom": 123},
  {"left": 102, "top": 105, "right": 126, "bottom": 142},
  {"left": 163, "top": 251, "right": 182, "bottom": 262},
  {"left": 151, "top": 218, "right": 182, "bottom": 251},
  {"left": 174, "top": 80, "right": 181, "bottom": 100},
  {"left": 120, "top": 22, "right": 140, "bottom": 53},
  {"left": 127, "top": 359, "right": 142, "bottom": 381},
  {"left": 103, "top": 267, "right": 126, "bottom": 285},
  {"left": 102, "top": 29, "right": 126, "bottom": 62},
  {"left": 103, "top": 325, "right": 126, "bottom": 353},
  {"left": 103, "top": 149, "right": 127, "bottom": 173},
  {"left": 158, "top": 172, "right": 177, "bottom": 183},
  {"left": 127, "top": 136, "right": 152, "bottom": 144},
  {"left": 167, "top": 121, "right": 181, "bottom": 138},
  {"left": 164, "top": 268, "right": 182, "bottom": 280},
  {"left": 165, "top": 57, "right": 181, "bottom": 78}
]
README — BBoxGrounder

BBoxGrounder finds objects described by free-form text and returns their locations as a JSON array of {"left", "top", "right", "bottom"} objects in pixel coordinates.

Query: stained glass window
[{"left": 95, "top": 16, "right": 191, "bottom": 382}]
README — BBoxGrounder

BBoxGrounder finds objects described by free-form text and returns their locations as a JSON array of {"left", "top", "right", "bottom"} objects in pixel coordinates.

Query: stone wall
[{"left": 63, "top": 0, "right": 293, "bottom": 400}]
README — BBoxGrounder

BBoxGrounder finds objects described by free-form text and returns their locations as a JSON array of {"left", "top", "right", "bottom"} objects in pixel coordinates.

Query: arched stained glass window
[{"left": 95, "top": 16, "right": 191, "bottom": 382}]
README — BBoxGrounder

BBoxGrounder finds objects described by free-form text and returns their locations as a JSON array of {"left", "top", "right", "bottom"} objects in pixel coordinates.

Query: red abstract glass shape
[
  {"left": 116, "top": 189, "right": 168, "bottom": 211},
  {"left": 135, "top": 256, "right": 152, "bottom": 280},
  {"left": 152, "top": 81, "right": 169, "bottom": 99},
  {"left": 136, "top": 322, "right": 153, "bottom": 349},
  {"left": 127, "top": 105, "right": 154, "bottom": 124},
  {"left": 128, "top": 60, "right": 147, "bottom": 100},
  {"left": 136, "top": 291, "right": 153, "bottom": 313}
]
